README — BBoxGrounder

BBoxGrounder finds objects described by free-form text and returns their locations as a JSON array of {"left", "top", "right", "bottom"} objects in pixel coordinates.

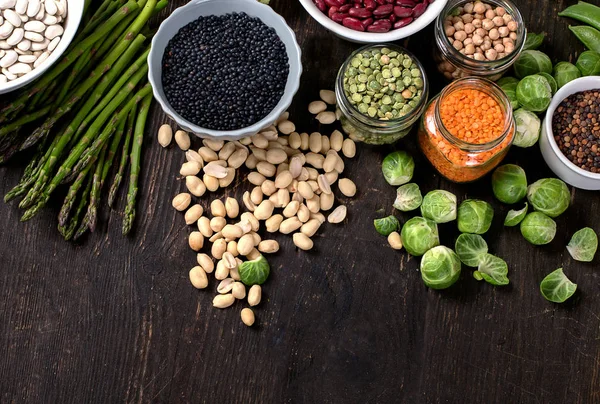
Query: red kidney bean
[
  {"left": 349, "top": 7, "right": 372, "bottom": 18},
  {"left": 339, "top": 3, "right": 352, "bottom": 11},
  {"left": 373, "top": 4, "right": 393, "bottom": 16},
  {"left": 361, "top": 17, "right": 374, "bottom": 27},
  {"left": 394, "top": 6, "right": 413, "bottom": 17},
  {"left": 324, "top": 0, "right": 343, "bottom": 7},
  {"left": 363, "top": 0, "right": 376, "bottom": 10},
  {"left": 328, "top": 6, "right": 339, "bottom": 17},
  {"left": 385, "top": 0, "right": 395, "bottom": 3},
  {"left": 331, "top": 12, "right": 349, "bottom": 22},
  {"left": 315, "top": 0, "right": 327, "bottom": 12},
  {"left": 375, "top": 0, "right": 387, "bottom": 5},
  {"left": 396, "top": 0, "right": 416, "bottom": 6},
  {"left": 393, "top": 16, "right": 413, "bottom": 28},
  {"left": 342, "top": 16, "right": 366, "bottom": 31},
  {"left": 367, "top": 23, "right": 391, "bottom": 32},
  {"left": 412, "top": 2, "right": 428, "bottom": 18},
  {"left": 389, "top": 13, "right": 397, "bottom": 22}
]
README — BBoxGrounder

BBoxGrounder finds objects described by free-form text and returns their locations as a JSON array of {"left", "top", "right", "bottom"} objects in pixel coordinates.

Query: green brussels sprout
[
  {"left": 567, "top": 227, "right": 598, "bottom": 262},
  {"left": 455, "top": 233, "right": 488, "bottom": 267},
  {"left": 382, "top": 151, "right": 414, "bottom": 186},
  {"left": 420, "top": 190, "right": 457, "bottom": 224},
  {"left": 553, "top": 61, "right": 581, "bottom": 89},
  {"left": 514, "top": 50, "right": 553, "bottom": 79},
  {"left": 239, "top": 254, "right": 270, "bottom": 286},
  {"left": 400, "top": 216, "right": 440, "bottom": 256},
  {"left": 491, "top": 164, "right": 527, "bottom": 204},
  {"left": 457, "top": 199, "right": 494, "bottom": 234},
  {"left": 497, "top": 77, "right": 520, "bottom": 110},
  {"left": 538, "top": 72, "right": 557, "bottom": 94},
  {"left": 420, "top": 246, "right": 461, "bottom": 289},
  {"left": 374, "top": 215, "right": 400, "bottom": 236},
  {"left": 576, "top": 50, "right": 600, "bottom": 76},
  {"left": 522, "top": 32, "right": 545, "bottom": 51},
  {"left": 516, "top": 75, "right": 552, "bottom": 112},
  {"left": 513, "top": 108, "right": 541, "bottom": 147},
  {"left": 520, "top": 212, "right": 556, "bottom": 245},
  {"left": 474, "top": 253, "right": 509, "bottom": 286},
  {"left": 504, "top": 203, "right": 528, "bottom": 226},
  {"left": 527, "top": 178, "right": 570, "bottom": 218},
  {"left": 540, "top": 268, "right": 577, "bottom": 303},
  {"left": 394, "top": 183, "right": 422, "bottom": 211}
]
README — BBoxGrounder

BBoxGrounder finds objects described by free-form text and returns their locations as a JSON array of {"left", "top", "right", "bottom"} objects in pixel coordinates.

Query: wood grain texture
[{"left": 1, "top": 1, "right": 599, "bottom": 403}]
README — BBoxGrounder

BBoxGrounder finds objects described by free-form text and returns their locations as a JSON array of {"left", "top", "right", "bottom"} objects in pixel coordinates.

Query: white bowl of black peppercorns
[
  {"left": 540, "top": 76, "right": 600, "bottom": 190},
  {"left": 148, "top": 0, "right": 302, "bottom": 141}
]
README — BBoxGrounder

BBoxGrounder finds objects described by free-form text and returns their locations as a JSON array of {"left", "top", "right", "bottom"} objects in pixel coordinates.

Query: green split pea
[{"left": 343, "top": 47, "right": 424, "bottom": 120}]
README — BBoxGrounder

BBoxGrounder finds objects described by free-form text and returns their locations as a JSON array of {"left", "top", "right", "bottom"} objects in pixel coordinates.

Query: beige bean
[
  {"left": 298, "top": 181, "right": 314, "bottom": 200},
  {"left": 301, "top": 219, "right": 321, "bottom": 237},
  {"left": 223, "top": 197, "right": 239, "bottom": 219},
  {"left": 189, "top": 231, "right": 204, "bottom": 251},
  {"left": 185, "top": 150, "right": 204, "bottom": 166},
  {"left": 241, "top": 307, "right": 255, "bottom": 325},
  {"left": 261, "top": 180, "right": 277, "bottom": 196},
  {"left": 241, "top": 212, "right": 260, "bottom": 232},
  {"left": 266, "top": 148, "right": 287, "bottom": 164},
  {"left": 279, "top": 217, "right": 302, "bottom": 234},
  {"left": 316, "top": 111, "right": 336, "bottom": 125},
  {"left": 299, "top": 132, "right": 309, "bottom": 150},
  {"left": 258, "top": 240, "right": 279, "bottom": 254},
  {"left": 232, "top": 282, "right": 246, "bottom": 299},
  {"left": 246, "top": 248, "right": 261, "bottom": 260},
  {"left": 342, "top": 138, "right": 356, "bottom": 158},
  {"left": 275, "top": 188, "right": 290, "bottom": 208},
  {"left": 242, "top": 191, "right": 256, "bottom": 212},
  {"left": 199, "top": 146, "right": 218, "bottom": 162},
  {"left": 209, "top": 231, "right": 223, "bottom": 243},
  {"left": 252, "top": 133, "right": 269, "bottom": 149},
  {"left": 256, "top": 161, "right": 276, "bottom": 177},
  {"left": 323, "top": 151, "right": 338, "bottom": 172},
  {"left": 185, "top": 204, "right": 204, "bottom": 225},
  {"left": 250, "top": 146, "right": 267, "bottom": 161},
  {"left": 245, "top": 154, "right": 259, "bottom": 169},
  {"left": 186, "top": 176, "right": 206, "bottom": 197},
  {"left": 217, "top": 278, "right": 235, "bottom": 294},
  {"left": 237, "top": 220, "right": 252, "bottom": 235},
  {"left": 158, "top": 124, "right": 172, "bottom": 147},
  {"left": 228, "top": 148, "right": 249, "bottom": 169},
  {"left": 189, "top": 266, "right": 208, "bottom": 289},
  {"left": 338, "top": 178, "right": 357, "bottom": 197},
  {"left": 308, "top": 100, "right": 327, "bottom": 114},
  {"left": 210, "top": 216, "right": 227, "bottom": 232},
  {"left": 278, "top": 120, "right": 295, "bottom": 135},
  {"left": 297, "top": 204, "right": 310, "bottom": 223},
  {"left": 319, "top": 192, "right": 334, "bottom": 211},
  {"left": 283, "top": 200, "right": 300, "bottom": 218},
  {"left": 222, "top": 252, "right": 238, "bottom": 270},
  {"left": 250, "top": 187, "right": 264, "bottom": 205},
  {"left": 180, "top": 161, "right": 201, "bottom": 176},
  {"left": 289, "top": 155, "right": 304, "bottom": 179},
  {"left": 222, "top": 224, "right": 243, "bottom": 240},
  {"left": 325, "top": 171, "right": 338, "bottom": 186},
  {"left": 203, "top": 138, "right": 224, "bottom": 152},
  {"left": 388, "top": 231, "right": 403, "bottom": 250},
  {"left": 250, "top": 232, "right": 261, "bottom": 246},
  {"left": 265, "top": 214, "right": 284, "bottom": 232},
  {"left": 254, "top": 200, "right": 274, "bottom": 220},
  {"left": 248, "top": 285, "right": 262, "bottom": 306},
  {"left": 319, "top": 89, "right": 336, "bottom": 105},
  {"left": 275, "top": 170, "right": 293, "bottom": 189},
  {"left": 293, "top": 232, "right": 314, "bottom": 250},
  {"left": 248, "top": 171, "right": 267, "bottom": 186},
  {"left": 219, "top": 167, "right": 236, "bottom": 188},
  {"left": 309, "top": 132, "right": 322, "bottom": 153},
  {"left": 321, "top": 135, "right": 330, "bottom": 153},
  {"left": 334, "top": 154, "right": 345, "bottom": 173},
  {"left": 212, "top": 239, "right": 227, "bottom": 260},
  {"left": 317, "top": 174, "right": 332, "bottom": 194},
  {"left": 262, "top": 130, "right": 279, "bottom": 141},
  {"left": 328, "top": 205, "right": 347, "bottom": 224},
  {"left": 311, "top": 212, "right": 326, "bottom": 224},
  {"left": 210, "top": 199, "right": 226, "bottom": 217},
  {"left": 172, "top": 193, "right": 191, "bottom": 211},
  {"left": 277, "top": 112, "right": 289, "bottom": 124},
  {"left": 203, "top": 161, "right": 229, "bottom": 178},
  {"left": 306, "top": 195, "right": 320, "bottom": 213},
  {"left": 297, "top": 168, "right": 310, "bottom": 182},
  {"left": 237, "top": 234, "right": 255, "bottom": 256},
  {"left": 213, "top": 294, "right": 235, "bottom": 309},
  {"left": 197, "top": 217, "right": 213, "bottom": 238},
  {"left": 174, "top": 130, "right": 190, "bottom": 150},
  {"left": 330, "top": 130, "right": 343, "bottom": 152},
  {"left": 203, "top": 174, "right": 219, "bottom": 192},
  {"left": 288, "top": 132, "right": 301, "bottom": 149},
  {"left": 215, "top": 259, "right": 230, "bottom": 280},
  {"left": 197, "top": 253, "right": 214, "bottom": 273},
  {"left": 218, "top": 142, "right": 236, "bottom": 160}
]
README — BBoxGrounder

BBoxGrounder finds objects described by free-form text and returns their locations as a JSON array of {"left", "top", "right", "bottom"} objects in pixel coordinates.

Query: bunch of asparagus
[{"left": 0, "top": 0, "right": 167, "bottom": 240}]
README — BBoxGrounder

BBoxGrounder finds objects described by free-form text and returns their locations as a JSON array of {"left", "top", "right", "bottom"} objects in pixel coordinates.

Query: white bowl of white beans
[{"left": 0, "top": 0, "right": 82, "bottom": 94}]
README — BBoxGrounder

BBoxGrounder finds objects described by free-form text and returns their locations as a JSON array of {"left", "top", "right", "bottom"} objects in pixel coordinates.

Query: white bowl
[
  {"left": 298, "top": 0, "right": 448, "bottom": 44},
  {"left": 540, "top": 76, "right": 600, "bottom": 190},
  {"left": 0, "top": 1, "right": 84, "bottom": 95},
  {"left": 148, "top": 0, "right": 302, "bottom": 141}
]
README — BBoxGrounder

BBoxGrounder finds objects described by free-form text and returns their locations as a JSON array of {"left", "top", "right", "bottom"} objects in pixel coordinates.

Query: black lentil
[
  {"left": 552, "top": 89, "right": 600, "bottom": 173},
  {"left": 162, "top": 13, "right": 289, "bottom": 131}
]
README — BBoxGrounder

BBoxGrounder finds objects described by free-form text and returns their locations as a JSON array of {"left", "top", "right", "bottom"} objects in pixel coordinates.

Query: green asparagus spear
[
  {"left": 59, "top": 174, "right": 93, "bottom": 241},
  {"left": 109, "top": 105, "right": 137, "bottom": 207}
]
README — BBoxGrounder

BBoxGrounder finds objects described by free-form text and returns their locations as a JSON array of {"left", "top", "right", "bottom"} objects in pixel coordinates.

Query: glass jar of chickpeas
[
  {"left": 433, "top": 0, "right": 526, "bottom": 81},
  {"left": 418, "top": 77, "right": 515, "bottom": 183}
]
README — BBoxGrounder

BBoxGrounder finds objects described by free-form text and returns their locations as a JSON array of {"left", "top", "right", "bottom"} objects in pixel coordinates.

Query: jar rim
[
  {"left": 433, "top": 77, "right": 515, "bottom": 151},
  {"left": 435, "top": 0, "right": 526, "bottom": 70},
  {"left": 335, "top": 43, "right": 429, "bottom": 127}
]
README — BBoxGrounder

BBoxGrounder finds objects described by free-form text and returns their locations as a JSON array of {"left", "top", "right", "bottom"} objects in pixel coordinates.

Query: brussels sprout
[
  {"left": 513, "top": 108, "right": 541, "bottom": 147},
  {"left": 497, "top": 77, "right": 520, "bottom": 110},
  {"left": 504, "top": 203, "right": 528, "bottom": 226},
  {"left": 492, "top": 164, "right": 527, "bottom": 204},
  {"left": 393, "top": 183, "right": 422, "bottom": 211},
  {"left": 455, "top": 233, "right": 488, "bottom": 267},
  {"left": 567, "top": 227, "right": 598, "bottom": 262},
  {"left": 420, "top": 246, "right": 461, "bottom": 289},
  {"left": 382, "top": 151, "right": 414, "bottom": 186},
  {"left": 516, "top": 75, "right": 552, "bottom": 112},
  {"left": 576, "top": 50, "right": 600, "bottom": 76},
  {"left": 474, "top": 253, "right": 509, "bottom": 286},
  {"left": 239, "top": 254, "right": 270, "bottom": 286},
  {"left": 540, "top": 268, "right": 577, "bottom": 303},
  {"left": 522, "top": 32, "right": 546, "bottom": 51},
  {"left": 457, "top": 199, "right": 494, "bottom": 235},
  {"left": 420, "top": 190, "right": 457, "bottom": 224},
  {"left": 538, "top": 72, "right": 557, "bottom": 94},
  {"left": 400, "top": 216, "right": 440, "bottom": 257},
  {"left": 513, "top": 50, "right": 553, "bottom": 79},
  {"left": 553, "top": 61, "right": 582, "bottom": 89},
  {"left": 374, "top": 215, "right": 400, "bottom": 236},
  {"left": 527, "top": 178, "right": 570, "bottom": 218},
  {"left": 520, "top": 212, "right": 556, "bottom": 245}
]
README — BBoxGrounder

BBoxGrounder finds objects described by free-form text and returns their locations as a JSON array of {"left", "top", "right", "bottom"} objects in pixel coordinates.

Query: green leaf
[
  {"left": 455, "top": 233, "right": 488, "bottom": 267},
  {"left": 239, "top": 255, "right": 270, "bottom": 286},
  {"left": 540, "top": 268, "right": 577, "bottom": 303},
  {"left": 504, "top": 203, "right": 528, "bottom": 226},
  {"left": 393, "top": 183, "right": 422, "bottom": 211},
  {"left": 522, "top": 32, "right": 545, "bottom": 51},
  {"left": 567, "top": 227, "right": 598, "bottom": 262},
  {"left": 477, "top": 254, "right": 509, "bottom": 286},
  {"left": 374, "top": 215, "right": 400, "bottom": 236}
]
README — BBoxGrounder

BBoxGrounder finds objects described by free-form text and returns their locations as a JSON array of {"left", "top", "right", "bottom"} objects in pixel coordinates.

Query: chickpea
[
  {"left": 473, "top": 52, "right": 485, "bottom": 61},
  {"left": 503, "top": 13, "right": 513, "bottom": 24},
  {"left": 485, "top": 49, "right": 498, "bottom": 60},
  {"left": 492, "top": 39, "right": 502, "bottom": 46},
  {"left": 489, "top": 28, "right": 500, "bottom": 40},
  {"left": 445, "top": 25, "right": 456, "bottom": 36},
  {"left": 492, "top": 16, "right": 504, "bottom": 27},
  {"left": 509, "top": 32, "right": 517, "bottom": 40},
  {"left": 464, "top": 37, "right": 474, "bottom": 45},
  {"left": 475, "top": 27, "right": 486, "bottom": 37},
  {"left": 485, "top": 9, "right": 495, "bottom": 19},
  {"left": 472, "top": 18, "right": 482, "bottom": 28},
  {"left": 473, "top": 1, "right": 486, "bottom": 14},
  {"left": 464, "top": 43, "right": 476, "bottom": 55},
  {"left": 495, "top": 7, "right": 506, "bottom": 16},
  {"left": 494, "top": 43, "right": 505, "bottom": 53},
  {"left": 464, "top": 23, "right": 475, "bottom": 34},
  {"left": 472, "top": 34, "right": 484, "bottom": 46},
  {"left": 485, "top": 3, "right": 492, "bottom": 10},
  {"left": 462, "top": 14, "right": 474, "bottom": 23},
  {"left": 482, "top": 40, "right": 492, "bottom": 50},
  {"left": 464, "top": 2, "right": 474, "bottom": 13},
  {"left": 482, "top": 19, "right": 495, "bottom": 30},
  {"left": 453, "top": 40, "right": 464, "bottom": 51},
  {"left": 454, "top": 30, "right": 468, "bottom": 42},
  {"left": 498, "top": 26, "right": 510, "bottom": 37},
  {"left": 507, "top": 21, "right": 518, "bottom": 32},
  {"left": 504, "top": 42, "right": 515, "bottom": 54},
  {"left": 474, "top": 13, "right": 484, "bottom": 20},
  {"left": 454, "top": 21, "right": 465, "bottom": 31},
  {"left": 475, "top": 46, "right": 482, "bottom": 53},
  {"left": 459, "top": 48, "right": 466, "bottom": 55},
  {"left": 498, "top": 52, "right": 507, "bottom": 59},
  {"left": 452, "top": 16, "right": 462, "bottom": 24},
  {"left": 502, "top": 37, "right": 512, "bottom": 45}
]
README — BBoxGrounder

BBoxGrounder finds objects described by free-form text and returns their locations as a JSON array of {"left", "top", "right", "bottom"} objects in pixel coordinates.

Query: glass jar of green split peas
[{"left": 335, "top": 44, "right": 429, "bottom": 145}]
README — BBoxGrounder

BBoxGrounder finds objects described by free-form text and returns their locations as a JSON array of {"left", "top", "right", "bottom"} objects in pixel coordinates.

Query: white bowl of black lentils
[
  {"left": 148, "top": 0, "right": 302, "bottom": 141},
  {"left": 540, "top": 76, "right": 600, "bottom": 190}
]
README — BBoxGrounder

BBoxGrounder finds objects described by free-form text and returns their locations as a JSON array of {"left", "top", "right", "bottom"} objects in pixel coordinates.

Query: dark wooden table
[{"left": 1, "top": 1, "right": 599, "bottom": 403}]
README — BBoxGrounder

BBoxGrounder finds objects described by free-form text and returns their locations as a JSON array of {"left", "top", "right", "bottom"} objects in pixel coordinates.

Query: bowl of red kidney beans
[{"left": 298, "top": 0, "right": 447, "bottom": 43}]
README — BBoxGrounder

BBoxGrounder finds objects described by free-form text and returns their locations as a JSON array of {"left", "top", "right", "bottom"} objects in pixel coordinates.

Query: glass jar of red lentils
[
  {"left": 433, "top": 0, "right": 526, "bottom": 81},
  {"left": 418, "top": 77, "right": 515, "bottom": 183}
]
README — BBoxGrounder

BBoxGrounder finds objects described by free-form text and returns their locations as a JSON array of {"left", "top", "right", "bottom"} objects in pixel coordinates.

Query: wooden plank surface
[{"left": 1, "top": 1, "right": 599, "bottom": 403}]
